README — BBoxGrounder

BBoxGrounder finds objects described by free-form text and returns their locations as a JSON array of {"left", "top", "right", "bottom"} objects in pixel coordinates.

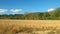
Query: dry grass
[
  {"left": 0, "top": 20, "right": 60, "bottom": 34},
  {"left": 0, "top": 20, "right": 60, "bottom": 29}
]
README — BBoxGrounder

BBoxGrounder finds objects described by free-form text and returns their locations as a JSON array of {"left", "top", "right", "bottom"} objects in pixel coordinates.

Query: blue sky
[{"left": 0, "top": 0, "right": 60, "bottom": 14}]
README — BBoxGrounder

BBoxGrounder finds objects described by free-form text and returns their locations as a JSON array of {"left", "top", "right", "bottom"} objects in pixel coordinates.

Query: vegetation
[
  {"left": 0, "top": 7, "right": 60, "bottom": 34},
  {"left": 0, "top": 20, "right": 60, "bottom": 34},
  {"left": 0, "top": 8, "right": 60, "bottom": 20},
  {"left": 0, "top": 7, "right": 60, "bottom": 20},
  {"left": 0, "top": 23, "right": 60, "bottom": 34}
]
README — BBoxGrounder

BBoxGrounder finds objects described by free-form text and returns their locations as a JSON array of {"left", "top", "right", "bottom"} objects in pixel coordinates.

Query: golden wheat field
[{"left": 0, "top": 20, "right": 60, "bottom": 34}]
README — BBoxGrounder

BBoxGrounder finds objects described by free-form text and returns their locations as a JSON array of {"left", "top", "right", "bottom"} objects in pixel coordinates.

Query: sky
[{"left": 0, "top": 0, "right": 60, "bottom": 14}]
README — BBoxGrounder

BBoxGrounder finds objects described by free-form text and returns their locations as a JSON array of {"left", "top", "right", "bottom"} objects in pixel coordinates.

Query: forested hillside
[{"left": 0, "top": 8, "right": 60, "bottom": 20}]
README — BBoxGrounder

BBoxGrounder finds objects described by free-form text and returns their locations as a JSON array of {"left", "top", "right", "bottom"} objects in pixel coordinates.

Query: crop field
[{"left": 0, "top": 20, "right": 60, "bottom": 34}]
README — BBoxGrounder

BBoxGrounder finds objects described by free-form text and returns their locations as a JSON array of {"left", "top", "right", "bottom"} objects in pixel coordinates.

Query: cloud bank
[
  {"left": 10, "top": 9, "right": 22, "bottom": 12},
  {"left": 48, "top": 8, "right": 55, "bottom": 11},
  {"left": 0, "top": 9, "right": 23, "bottom": 14},
  {"left": 0, "top": 9, "right": 7, "bottom": 13},
  {"left": 10, "top": 9, "right": 22, "bottom": 14}
]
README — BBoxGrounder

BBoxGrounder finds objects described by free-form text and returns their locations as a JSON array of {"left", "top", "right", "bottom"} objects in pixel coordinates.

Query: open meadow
[{"left": 0, "top": 20, "right": 60, "bottom": 34}]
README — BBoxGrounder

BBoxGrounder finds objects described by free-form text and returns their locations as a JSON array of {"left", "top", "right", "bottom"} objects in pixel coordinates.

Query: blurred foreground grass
[
  {"left": 0, "top": 20, "right": 60, "bottom": 34},
  {"left": 0, "top": 24, "right": 60, "bottom": 34}
]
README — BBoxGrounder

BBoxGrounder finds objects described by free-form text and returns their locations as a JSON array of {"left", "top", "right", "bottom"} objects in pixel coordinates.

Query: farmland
[{"left": 0, "top": 20, "right": 60, "bottom": 34}]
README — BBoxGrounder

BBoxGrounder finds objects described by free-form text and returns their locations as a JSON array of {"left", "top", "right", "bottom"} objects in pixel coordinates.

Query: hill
[{"left": 0, "top": 7, "right": 60, "bottom": 20}]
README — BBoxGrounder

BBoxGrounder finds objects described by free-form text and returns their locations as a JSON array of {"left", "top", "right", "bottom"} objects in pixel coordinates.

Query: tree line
[{"left": 0, "top": 8, "right": 60, "bottom": 20}]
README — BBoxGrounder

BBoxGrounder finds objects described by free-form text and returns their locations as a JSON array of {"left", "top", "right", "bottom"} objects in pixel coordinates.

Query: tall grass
[
  {"left": 0, "top": 20, "right": 60, "bottom": 34},
  {"left": 0, "top": 23, "right": 60, "bottom": 34}
]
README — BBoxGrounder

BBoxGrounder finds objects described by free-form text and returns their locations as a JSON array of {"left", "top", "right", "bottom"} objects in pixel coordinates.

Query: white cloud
[
  {"left": 0, "top": 9, "right": 7, "bottom": 12},
  {"left": 10, "top": 9, "right": 22, "bottom": 13},
  {"left": 48, "top": 8, "right": 55, "bottom": 11}
]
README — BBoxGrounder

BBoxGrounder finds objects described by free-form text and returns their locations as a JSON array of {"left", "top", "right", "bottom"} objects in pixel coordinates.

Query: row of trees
[{"left": 0, "top": 8, "right": 60, "bottom": 20}]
